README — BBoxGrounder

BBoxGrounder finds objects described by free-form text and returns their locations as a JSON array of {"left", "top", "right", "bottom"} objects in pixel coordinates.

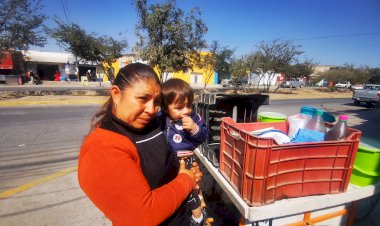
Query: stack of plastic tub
[
  {"left": 350, "top": 137, "right": 380, "bottom": 187},
  {"left": 195, "top": 92, "right": 270, "bottom": 167}
]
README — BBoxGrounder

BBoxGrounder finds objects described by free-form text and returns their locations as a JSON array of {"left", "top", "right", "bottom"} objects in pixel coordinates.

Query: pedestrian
[
  {"left": 54, "top": 70, "right": 61, "bottom": 81},
  {"left": 78, "top": 63, "right": 202, "bottom": 226},
  {"left": 159, "top": 78, "right": 209, "bottom": 225}
]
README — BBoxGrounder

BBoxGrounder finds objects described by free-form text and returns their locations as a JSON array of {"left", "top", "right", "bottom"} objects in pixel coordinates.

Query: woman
[{"left": 78, "top": 63, "right": 201, "bottom": 226}]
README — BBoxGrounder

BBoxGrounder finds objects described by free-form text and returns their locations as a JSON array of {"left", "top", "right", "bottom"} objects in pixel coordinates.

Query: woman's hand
[
  {"left": 191, "top": 161, "right": 202, "bottom": 190},
  {"left": 178, "top": 160, "right": 202, "bottom": 189}
]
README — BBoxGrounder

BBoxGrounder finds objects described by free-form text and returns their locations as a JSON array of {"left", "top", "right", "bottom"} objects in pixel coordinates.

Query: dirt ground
[
  {"left": 0, "top": 88, "right": 353, "bottom": 106},
  {"left": 223, "top": 87, "right": 353, "bottom": 100}
]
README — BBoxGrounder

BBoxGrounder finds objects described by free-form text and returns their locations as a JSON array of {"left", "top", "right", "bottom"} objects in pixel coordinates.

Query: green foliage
[
  {"left": 197, "top": 40, "right": 235, "bottom": 88},
  {"left": 135, "top": 0, "right": 207, "bottom": 81},
  {"left": 368, "top": 68, "right": 380, "bottom": 84},
  {"left": 230, "top": 56, "right": 247, "bottom": 79},
  {"left": 244, "top": 39, "right": 303, "bottom": 92},
  {"left": 287, "top": 59, "right": 316, "bottom": 80},
  {"left": 318, "top": 65, "right": 372, "bottom": 84},
  {"left": 211, "top": 41, "right": 235, "bottom": 80},
  {"left": 11, "top": 50, "right": 25, "bottom": 74},
  {"left": 0, "top": 0, "right": 46, "bottom": 51},
  {"left": 47, "top": 19, "right": 127, "bottom": 81}
]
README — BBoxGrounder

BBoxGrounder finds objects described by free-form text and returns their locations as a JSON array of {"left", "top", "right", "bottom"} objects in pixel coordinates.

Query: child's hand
[{"left": 181, "top": 116, "right": 196, "bottom": 132}]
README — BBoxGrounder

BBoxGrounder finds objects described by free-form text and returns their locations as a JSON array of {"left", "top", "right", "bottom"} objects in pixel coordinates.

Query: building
[
  {"left": 23, "top": 50, "right": 100, "bottom": 81},
  {"left": 2, "top": 50, "right": 217, "bottom": 85},
  {"left": 159, "top": 52, "right": 218, "bottom": 87}
]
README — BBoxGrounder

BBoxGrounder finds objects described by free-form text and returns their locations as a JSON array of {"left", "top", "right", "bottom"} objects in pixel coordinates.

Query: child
[{"left": 159, "top": 78, "right": 209, "bottom": 226}]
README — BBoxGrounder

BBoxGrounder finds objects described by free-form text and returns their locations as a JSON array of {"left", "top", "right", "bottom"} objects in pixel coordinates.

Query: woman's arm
[{"left": 78, "top": 136, "right": 194, "bottom": 226}]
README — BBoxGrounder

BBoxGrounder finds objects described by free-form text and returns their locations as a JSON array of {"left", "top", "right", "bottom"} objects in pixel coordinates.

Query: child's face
[{"left": 166, "top": 98, "right": 192, "bottom": 121}]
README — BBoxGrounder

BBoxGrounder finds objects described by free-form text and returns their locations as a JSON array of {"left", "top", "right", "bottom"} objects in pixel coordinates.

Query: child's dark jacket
[{"left": 158, "top": 112, "right": 209, "bottom": 152}]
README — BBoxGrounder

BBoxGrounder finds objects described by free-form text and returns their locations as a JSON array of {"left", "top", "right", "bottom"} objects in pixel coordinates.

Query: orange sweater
[{"left": 78, "top": 128, "right": 194, "bottom": 226}]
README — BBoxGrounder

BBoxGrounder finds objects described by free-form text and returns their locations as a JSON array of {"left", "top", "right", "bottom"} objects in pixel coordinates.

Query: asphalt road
[{"left": 0, "top": 105, "right": 99, "bottom": 192}]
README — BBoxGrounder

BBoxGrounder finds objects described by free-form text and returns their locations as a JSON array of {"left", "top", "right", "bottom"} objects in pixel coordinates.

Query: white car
[
  {"left": 351, "top": 84, "right": 364, "bottom": 90},
  {"left": 335, "top": 81, "right": 351, "bottom": 89},
  {"left": 221, "top": 79, "right": 232, "bottom": 87}
]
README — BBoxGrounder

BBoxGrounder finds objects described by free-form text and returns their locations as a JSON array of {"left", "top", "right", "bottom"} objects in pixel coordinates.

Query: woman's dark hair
[
  {"left": 90, "top": 63, "right": 160, "bottom": 131},
  {"left": 161, "top": 78, "right": 194, "bottom": 112}
]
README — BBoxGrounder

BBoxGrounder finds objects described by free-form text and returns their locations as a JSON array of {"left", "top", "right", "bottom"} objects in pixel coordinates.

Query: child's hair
[{"left": 161, "top": 78, "right": 194, "bottom": 112}]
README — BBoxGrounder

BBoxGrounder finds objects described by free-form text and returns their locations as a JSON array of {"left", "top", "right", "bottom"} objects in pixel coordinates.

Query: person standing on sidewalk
[{"left": 78, "top": 63, "right": 202, "bottom": 226}]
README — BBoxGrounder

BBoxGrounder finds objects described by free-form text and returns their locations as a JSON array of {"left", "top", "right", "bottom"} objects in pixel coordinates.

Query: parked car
[
  {"left": 351, "top": 83, "right": 364, "bottom": 90},
  {"left": 352, "top": 84, "right": 380, "bottom": 106},
  {"left": 221, "top": 79, "right": 232, "bottom": 87},
  {"left": 280, "top": 78, "right": 305, "bottom": 88},
  {"left": 335, "top": 81, "right": 351, "bottom": 89},
  {"left": 231, "top": 77, "right": 248, "bottom": 87}
]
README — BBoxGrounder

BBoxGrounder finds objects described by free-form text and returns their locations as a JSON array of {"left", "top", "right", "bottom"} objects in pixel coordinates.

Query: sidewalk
[{"left": 0, "top": 170, "right": 111, "bottom": 226}]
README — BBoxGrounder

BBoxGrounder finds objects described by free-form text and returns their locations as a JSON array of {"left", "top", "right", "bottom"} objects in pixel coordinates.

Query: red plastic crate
[{"left": 219, "top": 117, "right": 362, "bottom": 206}]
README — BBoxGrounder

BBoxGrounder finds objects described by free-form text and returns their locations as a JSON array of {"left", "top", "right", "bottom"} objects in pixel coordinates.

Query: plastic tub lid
[
  {"left": 259, "top": 112, "right": 287, "bottom": 119},
  {"left": 359, "top": 137, "right": 380, "bottom": 152},
  {"left": 300, "top": 106, "right": 336, "bottom": 123}
]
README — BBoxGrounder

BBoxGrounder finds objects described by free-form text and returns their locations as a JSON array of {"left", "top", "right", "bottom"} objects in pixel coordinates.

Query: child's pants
[{"left": 184, "top": 155, "right": 201, "bottom": 210}]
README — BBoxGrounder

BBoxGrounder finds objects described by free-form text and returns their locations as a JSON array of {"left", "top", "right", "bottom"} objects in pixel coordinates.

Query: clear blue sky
[{"left": 34, "top": 0, "right": 380, "bottom": 68}]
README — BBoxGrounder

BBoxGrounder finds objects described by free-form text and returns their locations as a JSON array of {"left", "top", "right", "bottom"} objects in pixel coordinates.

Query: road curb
[{"left": 0, "top": 99, "right": 106, "bottom": 107}]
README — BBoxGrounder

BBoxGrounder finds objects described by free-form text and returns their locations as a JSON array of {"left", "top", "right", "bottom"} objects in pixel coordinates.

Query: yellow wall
[
  {"left": 163, "top": 52, "right": 216, "bottom": 85},
  {"left": 101, "top": 52, "right": 216, "bottom": 85},
  {"left": 101, "top": 60, "right": 120, "bottom": 82}
]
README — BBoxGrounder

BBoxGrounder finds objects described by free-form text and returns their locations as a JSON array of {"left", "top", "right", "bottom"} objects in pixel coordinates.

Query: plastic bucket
[
  {"left": 300, "top": 106, "right": 336, "bottom": 123},
  {"left": 350, "top": 137, "right": 380, "bottom": 187},
  {"left": 258, "top": 112, "right": 287, "bottom": 122}
]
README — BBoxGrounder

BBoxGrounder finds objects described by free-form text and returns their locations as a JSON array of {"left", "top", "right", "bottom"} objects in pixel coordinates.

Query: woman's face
[{"left": 111, "top": 79, "right": 161, "bottom": 129}]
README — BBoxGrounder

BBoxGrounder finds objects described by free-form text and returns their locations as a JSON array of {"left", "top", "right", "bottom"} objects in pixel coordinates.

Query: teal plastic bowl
[{"left": 300, "top": 106, "right": 336, "bottom": 123}]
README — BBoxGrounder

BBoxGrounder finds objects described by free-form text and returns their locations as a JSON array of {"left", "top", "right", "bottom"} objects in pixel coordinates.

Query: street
[{"left": 0, "top": 98, "right": 379, "bottom": 225}]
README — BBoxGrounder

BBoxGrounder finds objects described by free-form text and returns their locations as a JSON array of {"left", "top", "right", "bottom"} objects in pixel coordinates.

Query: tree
[
  {"left": 368, "top": 68, "right": 380, "bottom": 84},
  {"left": 47, "top": 19, "right": 127, "bottom": 82},
  {"left": 213, "top": 41, "right": 235, "bottom": 81},
  {"left": 197, "top": 51, "right": 215, "bottom": 89},
  {"left": 287, "top": 59, "right": 316, "bottom": 85},
  {"left": 135, "top": 0, "right": 208, "bottom": 81},
  {"left": 197, "top": 41, "right": 235, "bottom": 89},
  {"left": 317, "top": 65, "right": 373, "bottom": 86},
  {"left": 0, "top": 0, "right": 46, "bottom": 52},
  {"left": 251, "top": 39, "right": 303, "bottom": 92}
]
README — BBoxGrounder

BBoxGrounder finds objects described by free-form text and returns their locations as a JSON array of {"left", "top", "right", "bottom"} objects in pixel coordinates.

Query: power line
[
  {"left": 293, "top": 32, "right": 380, "bottom": 41},
  {"left": 63, "top": 0, "right": 72, "bottom": 23},
  {"left": 60, "top": 0, "right": 70, "bottom": 24},
  {"left": 215, "top": 32, "right": 380, "bottom": 45}
]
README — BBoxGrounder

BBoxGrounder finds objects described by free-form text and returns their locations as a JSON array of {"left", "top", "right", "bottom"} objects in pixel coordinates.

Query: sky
[{"left": 33, "top": 0, "right": 380, "bottom": 68}]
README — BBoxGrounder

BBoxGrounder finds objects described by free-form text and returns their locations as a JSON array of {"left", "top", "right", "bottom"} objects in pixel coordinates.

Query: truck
[{"left": 352, "top": 84, "right": 380, "bottom": 106}]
